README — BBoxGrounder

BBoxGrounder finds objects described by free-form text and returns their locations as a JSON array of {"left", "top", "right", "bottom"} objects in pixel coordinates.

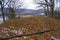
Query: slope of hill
[{"left": 0, "top": 16, "right": 60, "bottom": 40}]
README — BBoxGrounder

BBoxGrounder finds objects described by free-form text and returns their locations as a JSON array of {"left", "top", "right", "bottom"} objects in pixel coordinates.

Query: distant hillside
[{"left": 0, "top": 8, "right": 44, "bottom": 13}]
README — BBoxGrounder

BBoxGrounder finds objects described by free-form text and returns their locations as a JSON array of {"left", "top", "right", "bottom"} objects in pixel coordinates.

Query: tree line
[{"left": 0, "top": 0, "right": 60, "bottom": 22}]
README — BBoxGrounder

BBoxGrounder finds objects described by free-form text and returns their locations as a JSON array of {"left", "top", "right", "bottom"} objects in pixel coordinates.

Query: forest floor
[{"left": 0, "top": 16, "right": 60, "bottom": 40}]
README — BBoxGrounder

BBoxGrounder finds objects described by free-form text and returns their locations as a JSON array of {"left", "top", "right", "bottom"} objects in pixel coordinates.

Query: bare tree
[
  {"left": 34, "top": 0, "right": 54, "bottom": 17},
  {"left": 50, "top": 0, "right": 54, "bottom": 17},
  {"left": 44, "top": 0, "right": 49, "bottom": 16},
  {"left": 44, "top": 0, "right": 54, "bottom": 17},
  {"left": 6, "top": 0, "right": 24, "bottom": 19},
  {"left": 7, "top": 7, "right": 16, "bottom": 19},
  {"left": 0, "top": 0, "right": 5, "bottom": 22},
  {"left": 7, "top": 0, "right": 16, "bottom": 19}
]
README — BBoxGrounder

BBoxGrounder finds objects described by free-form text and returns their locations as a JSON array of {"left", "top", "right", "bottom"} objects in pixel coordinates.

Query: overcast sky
[
  {"left": 14, "top": 0, "right": 60, "bottom": 10},
  {"left": 2, "top": 0, "right": 60, "bottom": 10},
  {"left": 15, "top": 0, "right": 40, "bottom": 9},
  {"left": 3, "top": 0, "right": 44, "bottom": 10}
]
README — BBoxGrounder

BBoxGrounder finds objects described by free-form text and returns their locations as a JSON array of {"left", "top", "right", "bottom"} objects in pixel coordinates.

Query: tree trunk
[
  {"left": 45, "top": 0, "right": 49, "bottom": 16},
  {"left": 50, "top": 0, "right": 54, "bottom": 17},
  {"left": 1, "top": 1, "right": 5, "bottom": 22}
]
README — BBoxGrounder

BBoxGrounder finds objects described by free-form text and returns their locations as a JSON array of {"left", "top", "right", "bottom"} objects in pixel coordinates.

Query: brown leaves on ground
[{"left": 0, "top": 16, "right": 60, "bottom": 40}]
